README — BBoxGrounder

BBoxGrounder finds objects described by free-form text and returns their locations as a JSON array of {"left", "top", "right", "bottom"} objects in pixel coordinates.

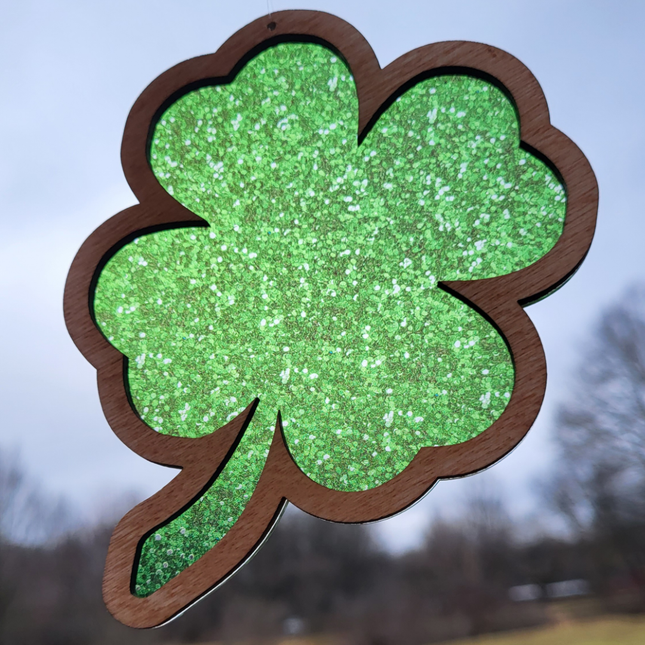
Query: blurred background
[{"left": 3, "top": 1, "right": 645, "bottom": 643}]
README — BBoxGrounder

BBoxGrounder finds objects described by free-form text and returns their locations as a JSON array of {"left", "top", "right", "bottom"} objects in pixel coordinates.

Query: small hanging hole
[{"left": 267, "top": 21, "right": 277, "bottom": 31}]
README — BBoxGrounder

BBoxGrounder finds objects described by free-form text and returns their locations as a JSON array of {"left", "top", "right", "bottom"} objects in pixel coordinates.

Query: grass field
[
  {"left": 444, "top": 616, "right": 645, "bottom": 645},
  {"left": 195, "top": 615, "right": 645, "bottom": 645}
]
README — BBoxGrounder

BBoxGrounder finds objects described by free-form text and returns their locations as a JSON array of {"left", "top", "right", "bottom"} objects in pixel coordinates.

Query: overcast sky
[{"left": 2, "top": 0, "right": 644, "bottom": 550}]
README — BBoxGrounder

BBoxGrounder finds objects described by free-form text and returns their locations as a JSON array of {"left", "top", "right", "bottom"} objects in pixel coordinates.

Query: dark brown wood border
[{"left": 63, "top": 10, "right": 598, "bottom": 628}]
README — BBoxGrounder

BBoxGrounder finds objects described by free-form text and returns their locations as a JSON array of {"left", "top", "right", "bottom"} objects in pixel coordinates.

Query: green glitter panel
[{"left": 93, "top": 43, "right": 566, "bottom": 596}]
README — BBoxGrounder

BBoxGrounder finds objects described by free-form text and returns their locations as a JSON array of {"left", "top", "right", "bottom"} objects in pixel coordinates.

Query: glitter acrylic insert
[{"left": 93, "top": 42, "right": 566, "bottom": 596}]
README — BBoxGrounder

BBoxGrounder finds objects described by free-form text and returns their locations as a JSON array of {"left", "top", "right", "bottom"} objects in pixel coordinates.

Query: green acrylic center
[{"left": 93, "top": 43, "right": 565, "bottom": 596}]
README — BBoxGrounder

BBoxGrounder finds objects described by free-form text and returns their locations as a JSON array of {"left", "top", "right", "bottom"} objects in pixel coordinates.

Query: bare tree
[
  {"left": 547, "top": 285, "right": 645, "bottom": 601},
  {"left": 0, "top": 448, "right": 71, "bottom": 545},
  {"left": 550, "top": 286, "right": 645, "bottom": 526}
]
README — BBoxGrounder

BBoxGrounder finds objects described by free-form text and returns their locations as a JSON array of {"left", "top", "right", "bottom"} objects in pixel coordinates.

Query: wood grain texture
[{"left": 63, "top": 10, "right": 598, "bottom": 628}]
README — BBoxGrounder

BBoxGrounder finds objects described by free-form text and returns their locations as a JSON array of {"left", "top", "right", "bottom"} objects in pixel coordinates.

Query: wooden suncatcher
[{"left": 64, "top": 10, "right": 598, "bottom": 628}]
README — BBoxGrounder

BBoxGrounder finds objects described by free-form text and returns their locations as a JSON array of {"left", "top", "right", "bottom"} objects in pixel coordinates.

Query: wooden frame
[{"left": 63, "top": 10, "right": 598, "bottom": 628}]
